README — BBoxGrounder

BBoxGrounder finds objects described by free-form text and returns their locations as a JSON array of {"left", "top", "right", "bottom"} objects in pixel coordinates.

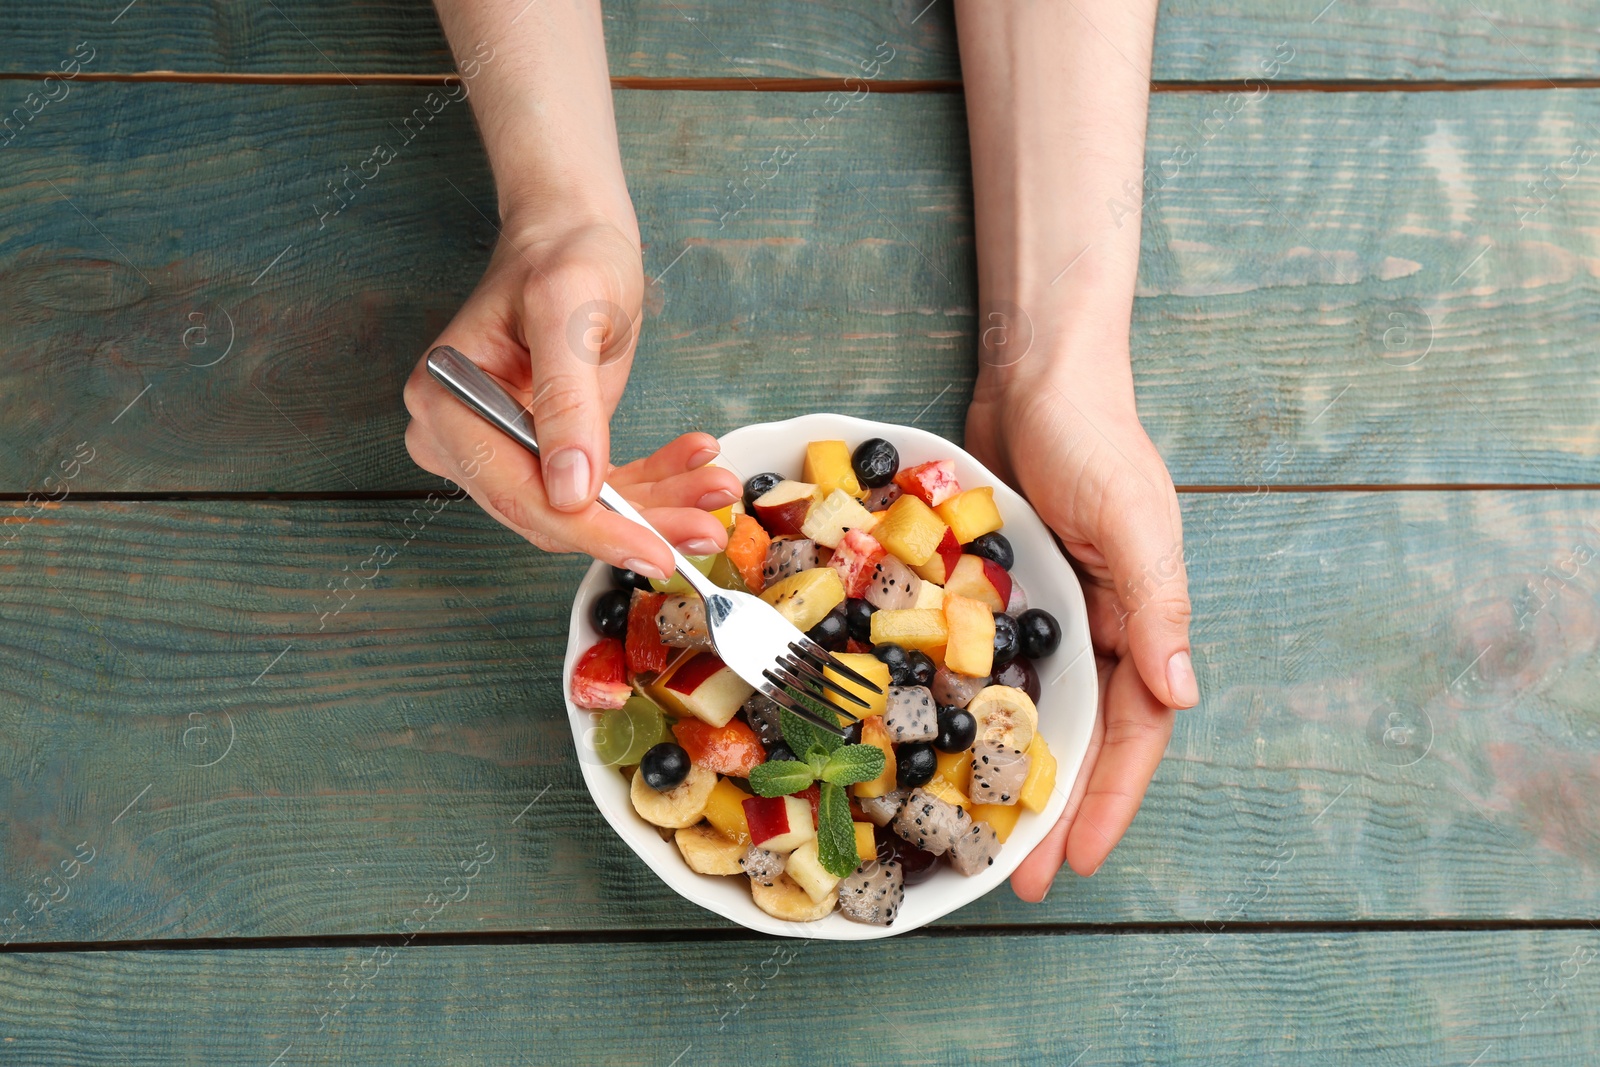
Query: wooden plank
[
  {"left": 3, "top": 932, "right": 1598, "bottom": 1061},
  {"left": 3, "top": 1, "right": 1599, "bottom": 81},
  {"left": 2, "top": 86, "right": 1598, "bottom": 490},
  {"left": 2, "top": 491, "right": 1598, "bottom": 942}
]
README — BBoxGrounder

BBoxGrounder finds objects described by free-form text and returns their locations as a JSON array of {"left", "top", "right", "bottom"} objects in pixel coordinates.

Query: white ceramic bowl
[{"left": 563, "top": 413, "right": 1097, "bottom": 939}]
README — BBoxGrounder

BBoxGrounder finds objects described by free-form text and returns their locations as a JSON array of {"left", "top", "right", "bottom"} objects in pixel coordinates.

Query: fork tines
[
  {"left": 758, "top": 676, "right": 855, "bottom": 737},
  {"left": 790, "top": 640, "right": 884, "bottom": 693}
]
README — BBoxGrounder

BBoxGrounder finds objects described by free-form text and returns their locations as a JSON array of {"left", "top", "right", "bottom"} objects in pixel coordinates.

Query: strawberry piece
[
  {"left": 570, "top": 637, "right": 631, "bottom": 709},
  {"left": 724, "top": 513, "right": 771, "bottom": 593},
  {"left": 828, "top": 528, "right": 888, "bottom": 598},
  {"left": 625, "top": 590, "right": 670, "bottom": 676},
  {"left": 845, "top": 638, "right": 873, "bottom": 655},
  {"left": 893, "top": 459, "right": 961, "bottom": 508},
  {"left": 671, "top": 717, "right": 767, "bottom": 777}
]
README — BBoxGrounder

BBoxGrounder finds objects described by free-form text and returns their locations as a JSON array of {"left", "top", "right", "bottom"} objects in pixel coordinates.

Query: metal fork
[{"left": 426, "top": 346, "right": 879, "bottom": 736}]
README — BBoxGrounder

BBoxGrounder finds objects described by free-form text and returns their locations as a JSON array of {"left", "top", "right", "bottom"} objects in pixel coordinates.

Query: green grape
[
  {"left": 705, "top": 553, "right": 749, "bottom": 593},
  {"left": 648, "top": 554, "right": 717, "bottom": 594},
  {"left": 592, "top": 696, "right": 671, "bottom": 767}
]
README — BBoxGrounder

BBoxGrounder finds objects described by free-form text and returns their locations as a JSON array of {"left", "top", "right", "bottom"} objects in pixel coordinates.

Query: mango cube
[
  {"left": 933, "top": 747, "right": 972, "bottom": 794},
  {"left": 823, "top": 652, "right": 890, "bottom": 718},
  {"left": 869, "top": 608, "right": 949, "bottom": 652},
  {"left": 935, "top": 487, "right": 1004, "bottom": 545},
  {"left": 853, "top": 821, "right": 877, "bottom": 863},
  {"left": 968, "top": 802, "right": 1022, "bottom": 842},
  {"left": 703, "top": 777, "right": 753, "bottom": 843},
  {"left": 943, "top": 593, "right": 996, "bottom": 677},
  {"left": 875, "top": 494, "right": 950, "bottom": 567},
  {"left": 1019, "top": 733, "right": 1057, "bottom": 813},
  {"left": 802, "top": 440, "right": 862, "bottom": 499},
  {"left": 852, "top": 715, "right": 898, "bottom": 798}
]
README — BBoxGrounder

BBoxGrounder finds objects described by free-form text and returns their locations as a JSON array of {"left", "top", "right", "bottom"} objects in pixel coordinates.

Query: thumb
[
  {"left": 521, "top": 250, "right": 641, "bottom": 513},
  {"left": 1099, "top": 486, "right": 1198, "bottom": 709}
]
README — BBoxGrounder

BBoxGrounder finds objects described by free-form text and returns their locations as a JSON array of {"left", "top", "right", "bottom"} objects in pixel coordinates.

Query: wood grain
[
  {"left": 3, "top": 932, "right": 1598, "bottom": 1063},
  {"left": 3, "top": 1, "right": 1600, "bottom": 81},
  {"left": 1, "top": 86, "right": 1597, "bottom": 490},
  {"left": 2, "top": 492, "right": 1597, "bottom": 942}
]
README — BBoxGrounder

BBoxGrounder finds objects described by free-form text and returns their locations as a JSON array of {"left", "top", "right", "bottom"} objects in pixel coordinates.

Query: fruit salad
[{"left": 569, "top": 436, "right": 1063, "bottom": 926}]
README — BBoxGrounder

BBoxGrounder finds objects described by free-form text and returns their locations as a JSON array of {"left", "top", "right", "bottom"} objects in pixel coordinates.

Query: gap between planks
[
  {"left": 2, "top": 71, "right": 1600, "bottom": 92},
  {"left": 6, "top": 918, "right": 1600, "bottom": 955}
]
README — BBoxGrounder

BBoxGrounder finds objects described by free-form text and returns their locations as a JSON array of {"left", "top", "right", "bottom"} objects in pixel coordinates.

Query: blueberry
[
  {"left": 935, "top": 706, "right": 977, "bottom": 752},
  {"left": 873, "top": 643, "right": 912, "bottom": 686},
  {"left": 845, "top": 597, "right": 877, "bottom": 643},
  {"left": 992, "top": 657, "right": 1041, "bottom": 703},
  {"left": 1016, "top": 609, "right": 1062, "bottom": 660},
  {"left": 591, "top": 588, "right": 631, "bottom": 638},
  {"left": 967, "top": 532, "right": 1014, "bottom": 570},
  {"left": 991, "top": 612, "right": 1020, "bottom": 667},
  {"left": 640, "top": 742, "right": 691, "bottom": 791},
  {"left": 906, "top": 650, "right": 936, "bottom": 687},
  {"left": 610, "top": 566, "right": 653, "bottom": 591},
  {"left": 896, "top": 742, "right": 938, "bottom": 787},
  {"left": 851, "top": 438, "right": 900, "bottom": 489},
  {"left": 743, "top": 472, "right": 783, "bottom": 509},
  {"left": 806, "top": 603, "right": 849, "bottom": 650},
  {"left": 765, "top": 742, "right": 797, "bottom": 764}
]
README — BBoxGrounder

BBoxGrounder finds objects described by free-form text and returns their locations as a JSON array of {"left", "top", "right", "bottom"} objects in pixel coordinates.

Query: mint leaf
[
  {"left": 747, "top": 760, "right": 818, "bottom": 798},
  {"left": 806, "top": 747, "right": 831, "bottom": 779},
  {"left": 819, "top": 744, "right": 886, "bottom": 787},
  {"left": 778, "top": 697, "right": 845, "bottom": 757},
  {"left": 816, "top": 782, "right": 861, "bottom": 878}
]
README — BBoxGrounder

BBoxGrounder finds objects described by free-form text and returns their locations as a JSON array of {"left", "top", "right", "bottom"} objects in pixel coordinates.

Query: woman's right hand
[{"left": 403, "top": 213, "right": 741, "bottom": 580}]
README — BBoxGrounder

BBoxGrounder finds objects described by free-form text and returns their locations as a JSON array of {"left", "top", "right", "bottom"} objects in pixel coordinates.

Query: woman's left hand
[{"left": 963, "top": 341, "right": 1197, "bottom": 898}]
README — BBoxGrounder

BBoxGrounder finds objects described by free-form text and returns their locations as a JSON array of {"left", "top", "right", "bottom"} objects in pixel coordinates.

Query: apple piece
[
  {"left": 760, "top": 567, "right": 847, "bottom": 632},
  {"left": 911, "top": 580, "right": 945, "bottom": 611},
  {"left": 752, "top": 479, "right": 821, "bottom": 537},
  {"left": 828, "top": 529, "right": 888, "bottom": 598},
  {"left": 785, "top": 838, "right": 843, "bottom": 903},
  {"left": 801, "top": 488, "right": 877, "bottom": 549},
  {"left": 823, "top": 652, "right": 890, "bottom": 718},
  {"left": 935, "top": 486, "right": 1004, "bottom": 544},
  {"left": 944, "top": 554, "right": 1012, "bottom": 614},
  {"left": 742, "top": 794, "right": 816, "bottom": 854},
  {"left": 660, "top": 652, "right": 755, "bottom": 727},
  {"left": 570, "top": 638, "right": 631, "bottom": 709},
  {"left": 802, "top": 440, "right": 862, "bottom": 499},
  {"left": 943, "top": 592, "right": 996, "bottom": 677},
  {"left": 911, "top": 527, "right": 962, "bottom": 584},
  {"left": 893, "top": 459, "right": 961, "bottom": 507},
  {"left": 874, "top": 494, "right": 950, "bottom": 567},
  {"left": 869, "top": 608, "right": 949, "bottom": 652},
  {"left": 851, "top": 715, "right": 898, "bottom": 798}
]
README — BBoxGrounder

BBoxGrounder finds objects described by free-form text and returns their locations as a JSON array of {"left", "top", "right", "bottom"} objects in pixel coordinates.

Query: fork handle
[{"left": 426, "top": 346, "right": 718, "bottom": 595}]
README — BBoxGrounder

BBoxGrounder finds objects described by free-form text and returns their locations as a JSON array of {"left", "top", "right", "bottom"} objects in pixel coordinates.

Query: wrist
[{"left": 499, "top": 181, "right": 640, "bottom": 253}]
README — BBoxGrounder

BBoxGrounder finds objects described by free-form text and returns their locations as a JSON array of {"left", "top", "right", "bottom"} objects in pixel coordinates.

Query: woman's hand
[
  {"left": 403, "top": 214, "right": 740, "bottom": 578},
  {"left": 965, "top": 342, "right": 1196, "bottom": 897}
]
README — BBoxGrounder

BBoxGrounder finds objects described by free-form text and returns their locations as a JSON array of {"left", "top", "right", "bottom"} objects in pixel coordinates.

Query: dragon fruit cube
[
  {"left": 892, "top": 787, "right": 970, "bottom": 855},
  {"left": 884, "top": 685, "right": 938, "bottom": 743},
  {"left": 837, "top": 859, "right": 905, "bottom": 926},
  {"left": 949, "top": 820, "right": 1002, "bottom": 875},
  {"left": 969, "top": 740, "right": 1030, "bottom": 805}
]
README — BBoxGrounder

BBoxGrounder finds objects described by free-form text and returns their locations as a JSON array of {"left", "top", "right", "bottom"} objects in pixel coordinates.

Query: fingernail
[
  {"left": 680, "top": 538, "right": 720, "bottom": 555},
  {"left": 688, "top": 446, "right": 720, "bottom": 468},
  {"left": 695, "top": 489, "right": 738, "bottom": 511},
  {"left": 544, "top": 449, "right": 591, "bottom": 509},
  {"left": 623, "top": 557, "right": 667, "bottom": 581},
  {"left": 1040, "top": 877, "right": 1056, "bottom": 901},
  {"left": 1167, "top": 650, "right": 1199, "bottom": 708}
]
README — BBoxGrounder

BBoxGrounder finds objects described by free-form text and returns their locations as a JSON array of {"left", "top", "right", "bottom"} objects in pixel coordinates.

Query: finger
[
  {"left": 1099, "top": 488, "right": 1198, "bottom": 708},
  {"left": 522, "top": 246, "right": 642, "bottom": 514},
  {"left": 634, "top": 507, "right": 731, "bottom": 555},
  {"left": 1010, "top": 655, "right": 1112, "bottom": 902},
  {"left": 623, "top": 466, "right": 741, "bottom": 513},
  {"left": 1063, "top": 655, "right": 1173, "bottom": 876},
  {"left": 1079, "top": 576, "right": 1130, "bottom": 658},
  {"left": 609, "top": 432, "right": 725, "bottom": 486}
]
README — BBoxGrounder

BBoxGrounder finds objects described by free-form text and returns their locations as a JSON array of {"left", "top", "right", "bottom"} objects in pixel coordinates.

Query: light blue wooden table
[{"left": 1, "top": 2, "right": 1597, "bottom": 1062}]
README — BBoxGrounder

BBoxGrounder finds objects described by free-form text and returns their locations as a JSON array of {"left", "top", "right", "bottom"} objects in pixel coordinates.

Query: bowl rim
[{"left": 563, "top": 412, "right": 1098, "bottom": 939}]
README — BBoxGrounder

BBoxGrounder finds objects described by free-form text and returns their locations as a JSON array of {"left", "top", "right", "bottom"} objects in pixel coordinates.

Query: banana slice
[
  {"left": 967, "top": 685, "right": 1038, "bottom": 749},
  {"left": 630, "top": 763, "right": 717, "bottom": 828},
  {"left": 674, "top": 822, "right": 746, "bottom": 876},
  {"left": 750, "top": 873, "right": 838, "bottom": 923}
]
